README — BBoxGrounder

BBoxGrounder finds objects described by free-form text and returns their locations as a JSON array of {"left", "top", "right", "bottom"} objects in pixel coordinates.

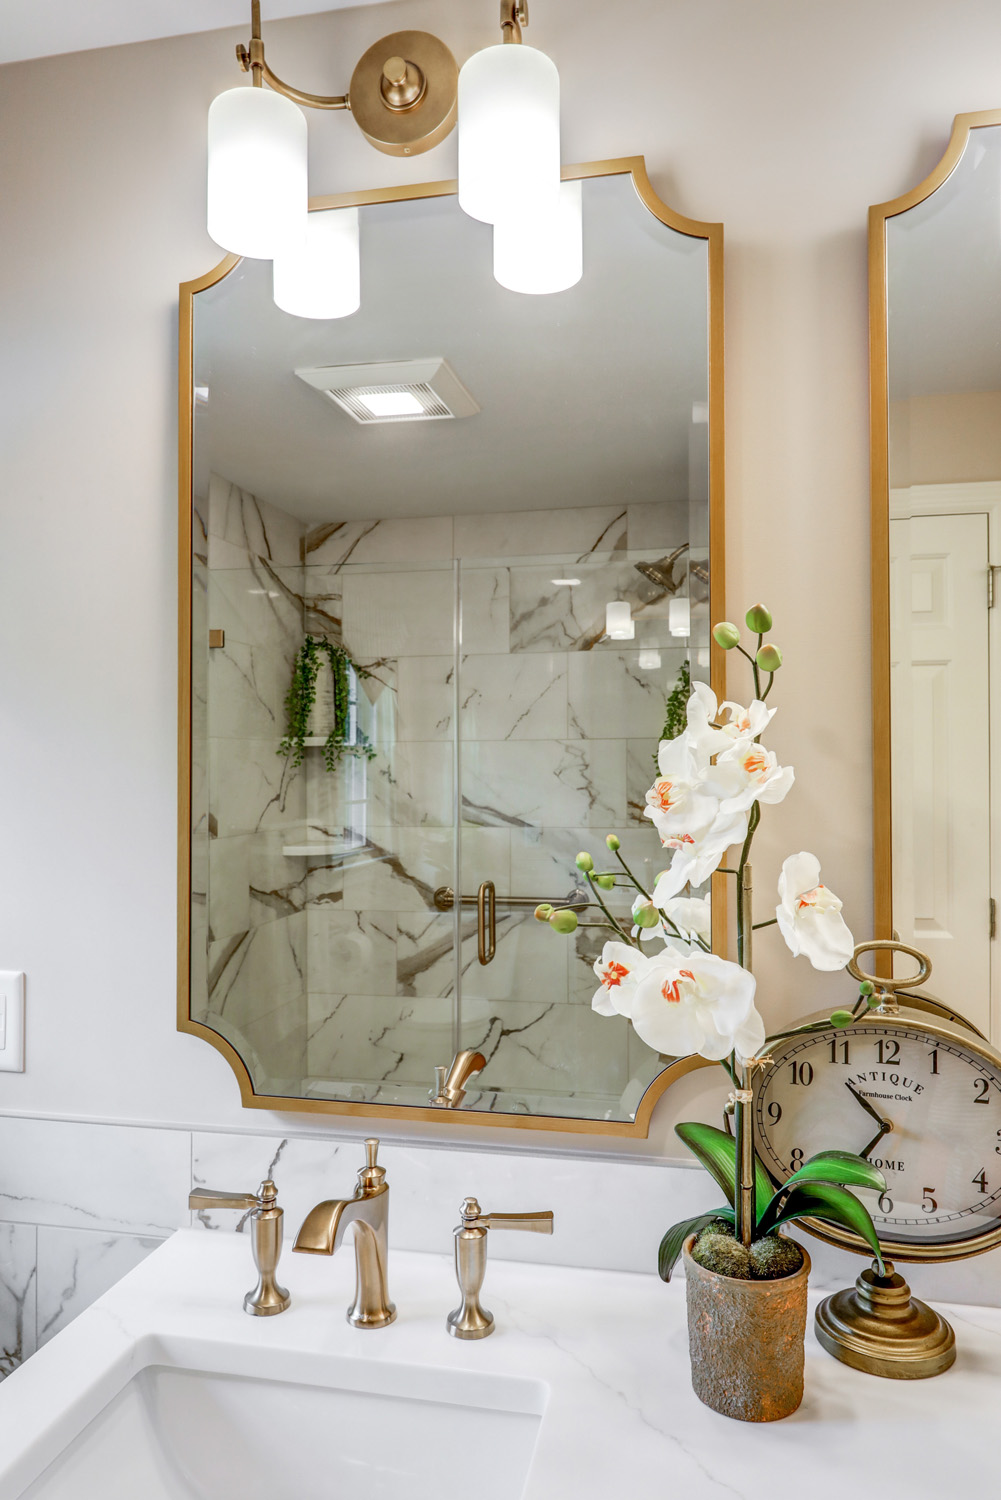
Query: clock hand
[{"left": 845, "top": 1081, "right": 893, "bottom": 1161}]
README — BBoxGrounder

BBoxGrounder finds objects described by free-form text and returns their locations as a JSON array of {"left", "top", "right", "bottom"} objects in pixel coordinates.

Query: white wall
[{"left": 2, "top": 0, "right": 1001, "bottom": 1168}]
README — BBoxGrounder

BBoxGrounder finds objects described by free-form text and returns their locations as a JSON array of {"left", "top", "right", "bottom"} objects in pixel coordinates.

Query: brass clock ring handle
[{"left": 847, "top": 938, "right": 932, "bottom": 992}]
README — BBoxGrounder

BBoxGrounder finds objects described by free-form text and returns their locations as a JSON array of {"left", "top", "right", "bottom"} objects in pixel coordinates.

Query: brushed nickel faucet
[
  {"left": 188, "top": 1178, "right": 290, "bottom": 1317},
  {"left": 293, "top": 1138, "right": 396, "bottom": 1329},
  {"left": 447, "top": 1196, "right": 554, "bottom": 1339},
  {"left": 428, "top": 1049, "right": 486, "bottom": 1108}
]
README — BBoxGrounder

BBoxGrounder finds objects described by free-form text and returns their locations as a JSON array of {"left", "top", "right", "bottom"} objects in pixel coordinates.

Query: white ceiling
[
  {"left": 0, "top": 0, "right": 391, "bottom": 66},
  {"left": 192, "top": 174, "right": 710, "bottom": 523}
]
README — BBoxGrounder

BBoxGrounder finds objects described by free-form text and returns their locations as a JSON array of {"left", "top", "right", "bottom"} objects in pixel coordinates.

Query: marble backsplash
[{"left": 1, "top": 1112, "right": 999, "bottom": 1384}]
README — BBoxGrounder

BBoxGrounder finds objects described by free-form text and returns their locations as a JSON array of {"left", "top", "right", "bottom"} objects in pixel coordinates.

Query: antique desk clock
[{"left": 754, "top": 941, "right": 1001, "bottom": 1377}]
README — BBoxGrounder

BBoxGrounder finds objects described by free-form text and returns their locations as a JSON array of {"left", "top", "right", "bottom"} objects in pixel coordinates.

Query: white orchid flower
[
  {"left": 708, "top": 737, "right": 795, "bottom": 815},
  {"left": 684, "top": 681, "right": 733, "bottom": 759},
  {"left": 591, "top": 941, "right": 651, "bottom": 1016},
  {"left": 650, "top": 806, "right": 749, "bottom": 901},
  {"left": 718, "top": 697, "right": 776, "bottom": 741},
  {"left": 629, "top": 950, "right": 765, "bottom": 1062},
  {"left": 660, "top": 894, "right": 712, "bottom": 948},
  {"left": 643, "top": 733, "right": 719, "bottom": 841},
  {"left": 776, "top": 852, "right": 855, "bottom": 971}
]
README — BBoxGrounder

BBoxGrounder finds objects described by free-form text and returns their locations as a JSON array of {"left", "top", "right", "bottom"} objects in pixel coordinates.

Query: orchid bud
[
  {"left": 713, "top": 621, "right": 740, "bottom": 650},
  {"left": 575, "top": 851, "right": 594, "bottom": 873},
  {"left": 632, "top": 900, "right": 660, "bottom": 929},
  {"left": 756, "top": 644, "right": 782, "bottom": 673},
  {"left": 606, "top": 834, "right": 620, "bottom": 852},
  {"left": 830, "top": 1009, "right": 855, "bottom": 1028},
  {"left": 549, "top": 908, "right": 578, "bottom": 935},
  {"left": 595, "top": 874, "right": 615, "bottom": 891},
  {"left": 865, "top": 992, "right": 881, "bottom": 1010},
  {"left": 859, "top": 981, "right": 874, "bottom": 996},
  {"left": 745, "top": 603, "right": 773, "bottom": 633},
  {"left": 534, "top": 903, "right": 553, "bottom": 922}
]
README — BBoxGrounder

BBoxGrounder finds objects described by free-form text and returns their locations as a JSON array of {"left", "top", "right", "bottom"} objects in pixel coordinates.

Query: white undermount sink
[{"left": 24, "top": 1359, "right": 543, "bottom": 1500}]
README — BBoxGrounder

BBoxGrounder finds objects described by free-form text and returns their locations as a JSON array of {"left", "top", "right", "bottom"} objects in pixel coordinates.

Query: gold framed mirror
[
  {"left": 871, "top": 109, "right": 1001, "bottom": 1035},
  {"left": 178, "top": 156, "right": 725, "bottom": 1132}
]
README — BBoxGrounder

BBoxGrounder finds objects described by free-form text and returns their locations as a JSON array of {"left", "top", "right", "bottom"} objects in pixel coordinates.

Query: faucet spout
[{"left": 293, "top": 1139, "right": 396, "bottom": 1329}]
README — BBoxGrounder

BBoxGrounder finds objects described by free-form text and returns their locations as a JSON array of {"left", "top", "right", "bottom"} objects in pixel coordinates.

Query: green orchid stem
[
  {"left": 762, "top": 671, "right": 776, "bottom": 701},
  {"left": 585, "top": 871, "right": 636, "bottom": 947},
  {"left": 613, "top": 847, "right": 651, "bottom": 901},
  {"left": 752, "top": 918, "right": 778, "bottom": 930},
  {"left": 752, "top": 632, "right": 763, "bottom": 699}
]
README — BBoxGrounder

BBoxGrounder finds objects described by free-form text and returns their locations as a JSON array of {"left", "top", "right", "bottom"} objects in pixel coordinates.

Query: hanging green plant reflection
[{"left": 278, "top": 635, "right": 376, "bottom": 772}]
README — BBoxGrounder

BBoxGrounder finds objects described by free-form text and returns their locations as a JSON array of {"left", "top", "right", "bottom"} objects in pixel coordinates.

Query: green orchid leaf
[
  {"left": 759, "top": 1183, "right": 885, "bottom": 1273},
  {"left": 784, "top": 1151, "right": 887, "bottom": 1196},
  {"left": 675, "top": 1122, "right": 773, "bottom": 1222},
  {"left": 657, "top": 1208, "right": 734, "bottom": 1282}
]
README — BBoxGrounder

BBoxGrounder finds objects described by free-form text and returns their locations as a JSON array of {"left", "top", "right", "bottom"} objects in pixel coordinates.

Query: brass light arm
[
  {"left": 237, "top": 8, "right": 350, "bottom": 110},
  {"left": 500, "top": 0, "right": 528, "bottom": 43}
]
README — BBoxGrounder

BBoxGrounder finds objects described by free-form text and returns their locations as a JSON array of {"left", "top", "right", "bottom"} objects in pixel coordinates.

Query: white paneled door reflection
[{"left": 890, "top": 512, "right": 990, "bottom": 1030}]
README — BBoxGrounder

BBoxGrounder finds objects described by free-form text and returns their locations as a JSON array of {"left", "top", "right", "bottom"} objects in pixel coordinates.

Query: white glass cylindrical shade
[
  {"left": 273, "top": 207, "right": 360, "bottom": 320},
  {"left": 605, "top": 601, "right": 635, "bottom": 641},
  {"left": 458, "top": 44, "right": 560, "bottom": 225},
  {"left": 207, "top": 87, "right": 308, "bottom": 259},
  {"left": 493, "top": 179, "right": 582, "bottom": 295},
  {"left": 669, "top": 598, "right": 691, "bottom": 637}
]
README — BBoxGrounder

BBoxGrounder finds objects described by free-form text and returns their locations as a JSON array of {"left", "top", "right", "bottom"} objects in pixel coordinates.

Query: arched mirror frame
[
  {"left": 870, "top": 109, "right": 1001, "bottom": 969},
  {"left": 177, "top": 155, "right": 725, "bottom": 1135}
]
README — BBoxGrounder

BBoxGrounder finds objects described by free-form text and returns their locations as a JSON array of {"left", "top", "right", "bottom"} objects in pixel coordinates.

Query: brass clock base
[{"left": 815, "top": 1260, "right": 956, "bottom": 1379}]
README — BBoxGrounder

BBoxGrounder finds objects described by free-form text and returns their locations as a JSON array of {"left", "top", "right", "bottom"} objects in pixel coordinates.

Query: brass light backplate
[{"left": 349, "top": 32, "right": 458, "bottom": 157}]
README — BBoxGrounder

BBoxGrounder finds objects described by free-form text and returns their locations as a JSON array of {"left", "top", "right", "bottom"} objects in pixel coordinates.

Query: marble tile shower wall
[
  {"left": 196, "top": 474, "right": 310, "bottom": 1089},
  {"left": 299, "top": 500, "right": 692, "bottom": 1113}
]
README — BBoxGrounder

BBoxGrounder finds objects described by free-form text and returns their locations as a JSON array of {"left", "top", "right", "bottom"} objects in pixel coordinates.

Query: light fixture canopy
[
  {"left": 493, "top": 179, "right": 582, "bottom": 294},
  {"left": 273, "top": 207, "right": 360, "bottom": 320},
  {"left": 207, "top": 85, "right": 307, "bottom": 258}
]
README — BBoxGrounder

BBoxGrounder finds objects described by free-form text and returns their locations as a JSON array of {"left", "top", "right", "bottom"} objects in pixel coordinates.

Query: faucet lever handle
[
  {"left": 365, "top": 1138, "right": 380, "bottom": 1171},
  {"left": 479, "top": 1210, "right": 554, "bottom": 1234},
  {"left": 189, "top": 1186, "right": 260, "bottom": 1212}
]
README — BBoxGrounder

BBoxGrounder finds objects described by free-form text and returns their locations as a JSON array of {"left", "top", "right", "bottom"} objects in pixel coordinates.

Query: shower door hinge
[{"left": 989, "top": 568, "right": 1000, "bottom": 609}]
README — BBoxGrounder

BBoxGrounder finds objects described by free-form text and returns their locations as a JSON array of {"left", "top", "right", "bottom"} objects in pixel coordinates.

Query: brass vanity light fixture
[{"left": 206, "top": 1, "right": 579, "bottom": 315}]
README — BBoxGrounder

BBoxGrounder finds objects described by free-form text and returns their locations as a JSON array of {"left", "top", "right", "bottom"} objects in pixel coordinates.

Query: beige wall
[
  {"left": 890, "top": 391, "right": 1001, "bottom": 487},
  {"left": 2, "top": 0, "right": 1001, "bottom": 1161}
]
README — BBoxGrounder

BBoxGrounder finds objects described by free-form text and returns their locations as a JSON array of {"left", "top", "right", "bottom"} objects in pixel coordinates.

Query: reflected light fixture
[
  {"left": 205, "top": 2, "right": 577, "bottom": 310},
  {"left": 638, "top": 648, "right": 662, "bottom": 671},
  {"left": 273, "top": 207, "right": 360, "bottom": 319},
  {"left": 605, "top": 601, "right": 635, "bottom": 641},
  {"left": 494, "top": 179, "right": 582, "bottom": 294},
  {"left": 669, "top": 598, "right": 691, "bottom": 637}
]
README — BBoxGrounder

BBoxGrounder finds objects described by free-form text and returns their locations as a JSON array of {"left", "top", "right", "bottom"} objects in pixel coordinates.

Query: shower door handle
[{"left": 477, "top": 880, "right": 496, "bottom": 966}]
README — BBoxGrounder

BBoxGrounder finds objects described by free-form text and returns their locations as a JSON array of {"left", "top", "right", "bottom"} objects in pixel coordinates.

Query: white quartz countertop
[{"left": 1, "top": 1227, "right": 1000, "bottom": 1498}]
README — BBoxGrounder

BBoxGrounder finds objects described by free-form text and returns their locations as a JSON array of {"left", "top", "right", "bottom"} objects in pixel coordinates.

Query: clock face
[{"left": 754, "top": 1021, "right": 1001, "bottom": 1249}]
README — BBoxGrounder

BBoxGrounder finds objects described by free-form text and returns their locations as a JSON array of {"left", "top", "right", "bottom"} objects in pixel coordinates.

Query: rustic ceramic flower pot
[{"left": 682, "top": 1233, "right": 811, "bottom": 1422}]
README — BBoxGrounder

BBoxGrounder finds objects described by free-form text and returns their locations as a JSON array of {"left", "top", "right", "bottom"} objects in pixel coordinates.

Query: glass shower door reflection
[{"left": 456, "top": 551, "right": 693, "bottom": 1121}]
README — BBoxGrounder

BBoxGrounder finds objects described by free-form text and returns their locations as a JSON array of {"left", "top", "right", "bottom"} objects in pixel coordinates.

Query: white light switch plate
[{"left": 0, "top": 972, "right": 25, "bottom": 1071}]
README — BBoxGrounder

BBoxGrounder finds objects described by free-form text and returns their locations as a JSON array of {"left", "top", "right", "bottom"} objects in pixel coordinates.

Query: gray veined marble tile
[
  {"left": 626, "top": 501, "right": 688, "bottom": 551},
  {"left": 508, "top": 558, "right": 685, "bottom": 654},
  {"left": 395, "top": 911, "right": 455, "bottom": 998},
  {"left": 207, "top": 911, "right": 306, "bottom": 1025},
  {"left": 456, "top": 910, "right": 569, "bottom": 1005},
  {"left": 0, "top": 1224, "right": 36, "bottom": 1378},
  {"left": 459, "top": 653, "right": 569, "bottom": 741},
  {"left": 453, "top": 506, "right": 627, "bottom": 561},
  {"left": 209, "top": 736, "right": 305, "bottom": 839},
  {"left": 303, "top": 516, "right": 454, "bottom": 568},
  {"left": 207, "top": 558, "right": 304, "bottom": 653},
  {"left": 306, "top": 909, "right": 397, "bottom": 996},
  {"left": 305, "top": 994, "right": 447, "bottom": 1089},
  {"left": 461, "top": 739, "right": 625, "bottom": 829},
  {"left": 208, "top": 641, "right": 286, "bottom": 741},
  {"left": 305, "top": 741, "right": 453, "bottom": 832},
  {"left": 567, "top": 648, "right": 687, "bottom": 742},
  {"left": 35, "top": 1227, "right": 165, "bottom": 1348},
  {"left": 207, "top": 473, "right": 303, "bottom": 567},
  {"left": 462, "top": 997, "right": 630, "bottom": 1099},
  {"left": 395, "top": 655, "right": 454, "bottom": 742},
  {"left": 0, "top": 1118, "right": 190, "bottom": 1237},
  {"left": 342, "top": 567, "right": 455, "bottom": 658}
]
